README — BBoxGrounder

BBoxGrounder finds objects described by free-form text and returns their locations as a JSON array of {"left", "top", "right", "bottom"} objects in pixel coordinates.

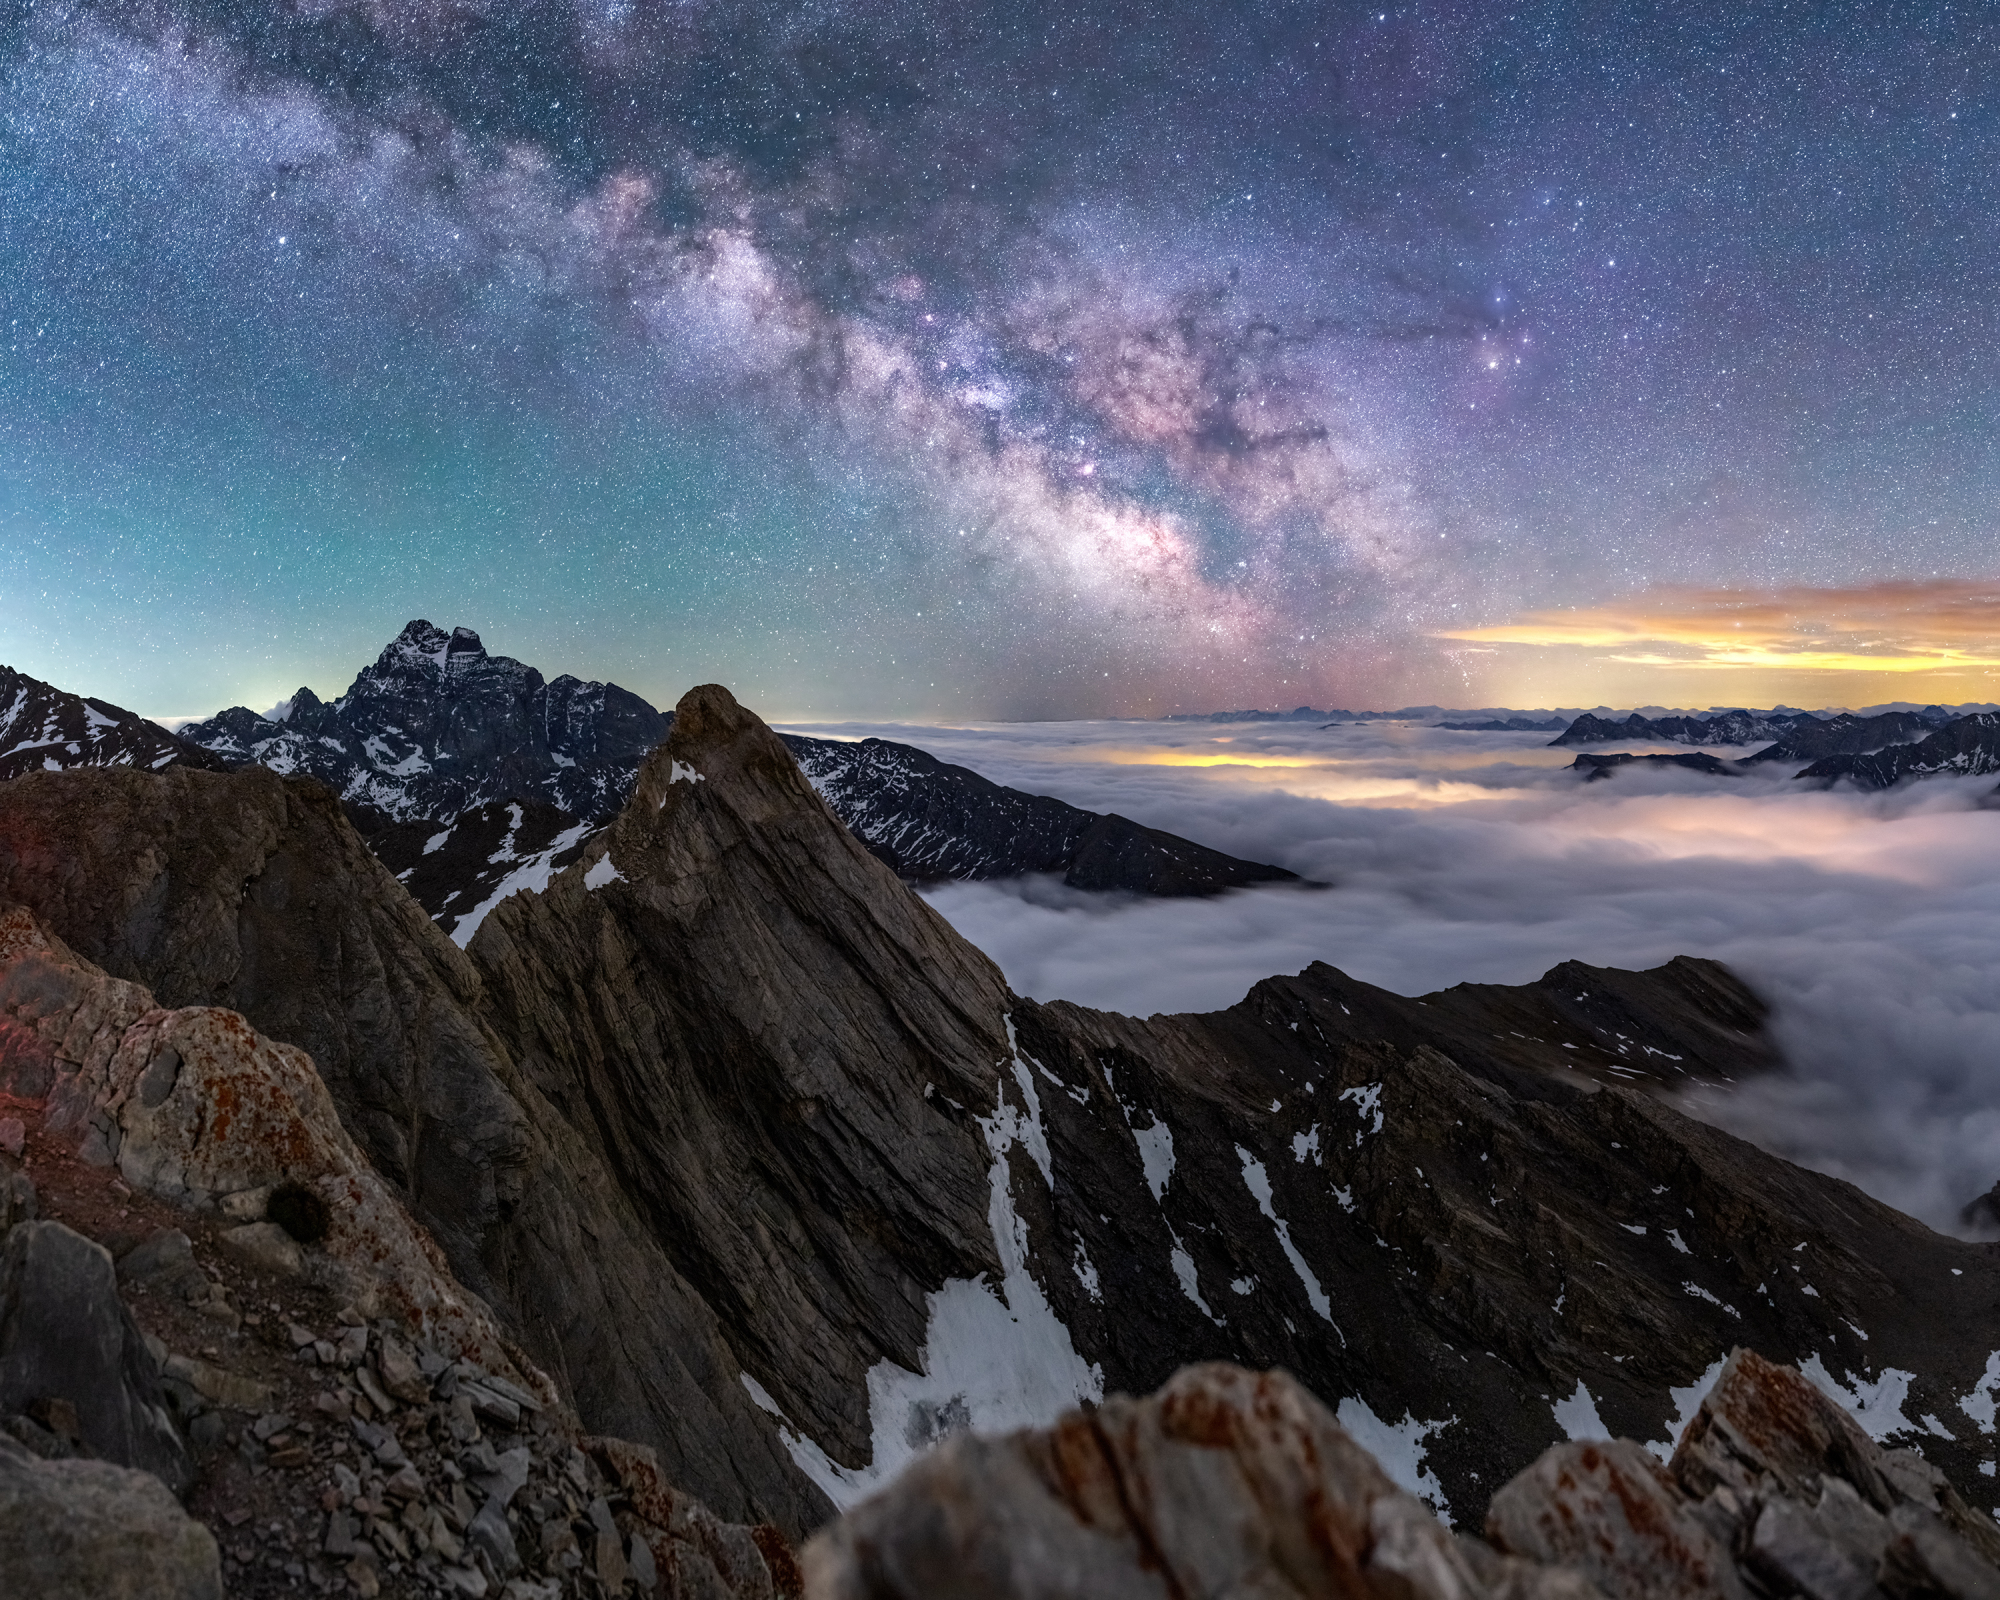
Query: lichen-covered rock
[
  {"left": 1488, "top": 1349, "right": 2000, "bottom": 1600},
  {"left": 0, "top": 905, "right": 544, "bottom": 1397},
  {"left": 1487, "top": 1438, "right": 1749, "bottom": 1600},
  {"left": 802, "top": 1363, "right": 1600, "bottom": 1600},
  {"left": 0, "top": 1431, "right": 221, "bottom": 1599}
]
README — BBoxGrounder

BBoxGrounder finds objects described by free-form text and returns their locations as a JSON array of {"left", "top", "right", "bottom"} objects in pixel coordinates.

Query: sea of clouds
[{"left": 782, "top": 715, "right": 2000, "bottom": 1239}]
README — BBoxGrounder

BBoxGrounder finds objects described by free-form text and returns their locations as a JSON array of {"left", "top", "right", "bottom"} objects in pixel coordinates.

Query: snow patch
[
  {"left": 669, "top": 759, "right": 705, "bottom": 786},
  {"left": 1799, "top": 1356, "right": 1920, "bottom": 1443},
  {"left": 445, "top": 821, "right": 595, "bottom": 945},
  {"left": 1292, "top": 1126, "right": 1321, "bottom": 1165},
  {"left": 1130, "top": 1114, "right": 1174, "bottom": 1202},
  {"left": 422, "top": 827, "right": 452, "bottom": 856},
  {"left": 1644, "top": 1358, "right": 1725, "bottom": 1462},
  {"left": 583, "top": 854, "right": 624, "bottom": 892},
  {"left": 1238, "top": 1147, "right": 1339, "bottom": 1335},
  {"left": 1336, "top": 1397, "right": 1454, "bottom": 1523},
  {"left": 756, "top": 1021, "right": 1103, "bottom": 1510},
  {"left": 1337, "top": 1082, "right": 1384, "bottom": 1143},
  {"left": 1960, "top": 1352, "right": 2000, "bottom": 1435},
  {"left": 1553, "top": 1380, "right": 1611, "bottom": 1442}
]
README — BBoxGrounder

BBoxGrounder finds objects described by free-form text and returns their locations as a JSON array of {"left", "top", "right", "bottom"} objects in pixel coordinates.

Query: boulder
[
  {"left": 801, "top": 1363, "right": 1598, "bottom": 1600},
  {"left": 0, "top": 1219, "right": 189, "bottom": 1492},
  {"left": 0, "top": 1431, "right": 221, "bottom": 1599}
]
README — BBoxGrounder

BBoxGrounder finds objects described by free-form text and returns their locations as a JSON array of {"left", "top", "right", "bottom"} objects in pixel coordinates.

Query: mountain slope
[
  {"left": 0, "top": 762, "right": 830, "bottom": 1536},
  {"left": 781, "top": 733, "right": 1296, "bottom": 894},
  {"left": 1797, "top": 711, "right": 2000, "bottom": 787},
  {"left": 178, "top": 620, "right": 671, "bottom": 823},
  {"left": 1740, "top": 708, "right": 1940, "bottom": 765},
  {"left": 0, "top": 664, "right": 228, "bottom": 783}
]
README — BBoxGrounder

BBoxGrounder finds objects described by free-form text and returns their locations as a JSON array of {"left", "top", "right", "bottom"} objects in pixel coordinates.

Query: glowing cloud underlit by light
[{"left": 1437, "top": 579, "right": 2000, "bottom": 704}]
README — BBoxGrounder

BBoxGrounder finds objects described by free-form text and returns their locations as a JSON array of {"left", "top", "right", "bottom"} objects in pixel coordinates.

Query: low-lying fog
[{"left": 782, "top": 716, "right": 2000, "bottom": 1240}]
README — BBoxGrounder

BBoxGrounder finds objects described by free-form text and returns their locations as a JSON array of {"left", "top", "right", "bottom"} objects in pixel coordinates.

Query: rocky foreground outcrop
[
  {"left": 804, "top": 1351, "right": 2000, "bottom": 1600},
  {"left": 0, "top": 902, "right": 791, "bottom": 1596},
  {"left": 7, "top": 687, "right": 2000, "bottom": 1546}
]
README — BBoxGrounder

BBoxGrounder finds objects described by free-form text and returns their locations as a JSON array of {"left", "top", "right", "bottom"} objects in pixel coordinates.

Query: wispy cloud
[{"left": 1439, "top": 579, "right": 2000, "bottom": 676}]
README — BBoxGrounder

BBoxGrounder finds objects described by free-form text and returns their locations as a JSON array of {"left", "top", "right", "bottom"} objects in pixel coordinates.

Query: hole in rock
[{"left": 266, "top": 1182, "right": 332, "bottom": 1244}]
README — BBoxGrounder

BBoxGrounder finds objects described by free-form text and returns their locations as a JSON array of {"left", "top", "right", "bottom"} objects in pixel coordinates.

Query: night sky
[{"left": 4, "top": 1, "right": 1998, "bottom": 719}]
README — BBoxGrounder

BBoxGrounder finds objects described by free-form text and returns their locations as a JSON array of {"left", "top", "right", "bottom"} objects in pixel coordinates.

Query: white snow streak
[{"left": 755, "top": 1015, "right": 1101, "bottom": 1510}]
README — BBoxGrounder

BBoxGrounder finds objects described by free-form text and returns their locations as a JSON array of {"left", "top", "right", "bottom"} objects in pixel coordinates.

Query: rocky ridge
[
  {"left": 1741, "top": 709, "right": 1944, "bottom": 766},
  {"left": 9, "top": 688, "right": 2000, "bottom": 1553},
  {"left": 1798, "top": 711, "right": 2000, "bottom": 788},
  {"left": 1571, "top": 751, "right": 1742, "bottom": 781},
  {"left": 1550, "top": 710, "right": 1824, "bottom": 748},
  {"left": 779, "top": 733, "right": 1297, "bottom": 894},
  {"left": 0, "top": 663, "right": 228, "bottom": 784}
]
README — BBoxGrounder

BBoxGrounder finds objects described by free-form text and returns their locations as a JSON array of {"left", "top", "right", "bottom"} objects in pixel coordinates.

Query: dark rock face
[
  {"left": 1797, "top": 711, "right": 2000, "bottom": 788},
  {"left": 781, "top": 733, "right": 1296, "bottom": 894},
  {"left": 0, "top": 1220, "right": 191, "bottom": 1493},
  {"left": 354, "top": 796, "right": 595, "bottom": 945},
  {"left": 0, "top": 665, "right": 227, "bottom": 784},
  {"left": 10, "top": 691, "right": 2000, "bottom": 1543},
  {"left": 1551, "top": 710, "right": 1818, "bottom": 748},
  {"left": 177, "top": 620, "right": 671, "bottom": 823},
  {"left": 1740, "top": 709, "right": 1940, "bottom": 766},
  {"left": 1572, "top": 751, "right": 1742, "bottom": 781}
]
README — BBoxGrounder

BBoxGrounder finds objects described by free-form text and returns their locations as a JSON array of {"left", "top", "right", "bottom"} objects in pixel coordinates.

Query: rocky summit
[
  {"left": 178, "top": 621, "right": 672, "bottom": 824},
  {"left": 8, "top": 682, "right": 2000, "bottom": 1600}
]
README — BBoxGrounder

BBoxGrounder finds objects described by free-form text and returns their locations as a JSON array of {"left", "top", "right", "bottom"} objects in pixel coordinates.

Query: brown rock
[
  {"left": 1486, "top": 1437, "right": 1749, "bottom": 1600},
  {"left": 802, "top": 1362, "right": 1592, "bottom": 1600}
]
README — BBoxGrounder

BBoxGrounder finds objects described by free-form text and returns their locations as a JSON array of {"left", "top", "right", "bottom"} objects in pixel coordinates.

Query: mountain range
[
  {"left": 165, "top": 622, "right": 1295, "bottom": 933},
  {"left": 5, "top": 676, "right": 2000, "bottom": 1594}
]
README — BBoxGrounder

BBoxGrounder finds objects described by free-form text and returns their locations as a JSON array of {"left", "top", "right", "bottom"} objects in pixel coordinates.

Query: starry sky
[{"left": 4, "top": 0, "right": 1999, "bottom": 720}]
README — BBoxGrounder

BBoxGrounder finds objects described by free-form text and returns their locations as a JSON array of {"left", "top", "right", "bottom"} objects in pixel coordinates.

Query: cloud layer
[{"left": 782, "top": 716, "right": 2000, "bottom": 1237}]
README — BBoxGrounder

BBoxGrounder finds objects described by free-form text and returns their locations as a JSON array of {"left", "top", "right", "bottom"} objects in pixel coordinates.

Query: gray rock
[
  {"left": 218, "top": 1220, "right": 306, "bottom": 1278},
  {"left": 115, "top": 1227, "right": 207, "bottom": 1300},
  {"left": 0, "top": 1115, "right": 24, "bottom": 1157},
  {"left": 0, "top": 1220, "right": 190, "bottom": 1492},
  {"left": 0, "top": 1153, "right": 34, "bottom": 1235},
  {"left": 0, "top": 1432, "right": 221, "bottom": 1599}
]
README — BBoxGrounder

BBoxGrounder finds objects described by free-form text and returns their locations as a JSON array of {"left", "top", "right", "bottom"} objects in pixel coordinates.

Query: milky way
[{"left": 4, "top": 2, "right": 1998, "bottom": 717}]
